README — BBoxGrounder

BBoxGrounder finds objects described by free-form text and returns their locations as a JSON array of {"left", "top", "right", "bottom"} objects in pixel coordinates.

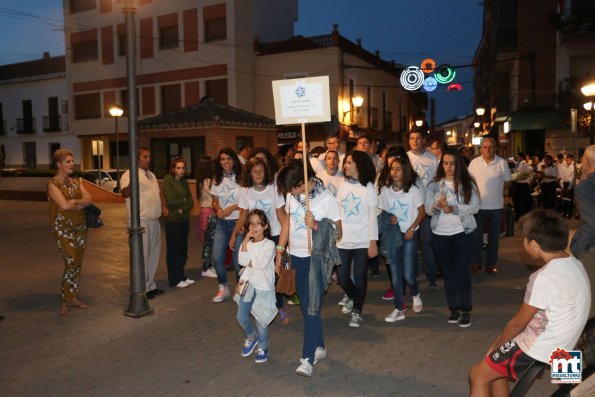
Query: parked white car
[{"left": 83, "top": 169, "right": 123, "bottom": 192}]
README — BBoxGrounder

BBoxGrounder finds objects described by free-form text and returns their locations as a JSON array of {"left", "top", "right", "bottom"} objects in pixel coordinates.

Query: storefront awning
[{"left": 510, "top": 111, "right": 566, "bottom": 131}]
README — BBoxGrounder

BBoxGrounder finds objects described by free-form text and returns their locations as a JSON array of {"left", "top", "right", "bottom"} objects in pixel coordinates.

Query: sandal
[
  {"left": 58, "top": 303, "right": 70, "bottom": 316},
  {"left": 279, "top": 309, "right": 290, "bottom": 325},
  {"left": 69, "top": 299, "right": 89, "bottom": 309}
]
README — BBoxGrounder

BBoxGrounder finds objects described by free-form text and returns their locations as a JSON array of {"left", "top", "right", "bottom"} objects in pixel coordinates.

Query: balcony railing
[
  {"left": 16, "top": 117, "right": 36, "bottom": 134},
  {"left": 43, "top": 115, "right": 62, "bottom": 132}
]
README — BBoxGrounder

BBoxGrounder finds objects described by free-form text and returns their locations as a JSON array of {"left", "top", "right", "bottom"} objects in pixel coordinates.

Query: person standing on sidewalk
[
  {"left": 121, "top": 146, "right": 168, "bottom": 299},
  {"left": 407, "top": 130, "right": 440, "bottom": 289},
  {"left": 163, "top": 157, "right": 195, "bottom": 289},
  {"left": 276, "top": 160, "right": 341, "bottom": 377},
  {"left": 334, "top": 151, "right": 378, "bottom": 328},
  {"left": 195, "top": 156, "right": 217, "bottom": 278},
  {"left": 48, "top": 149, "right": 93, "bottom": 316},
  {"left": 468, "top": 138, "right": 511, "bottom": 275},
  {"left": 210, "top": 148, "right": 242, "bottom": 303},
  {"left": 425, "top": 148, "right": 479, "bottom": 327}
]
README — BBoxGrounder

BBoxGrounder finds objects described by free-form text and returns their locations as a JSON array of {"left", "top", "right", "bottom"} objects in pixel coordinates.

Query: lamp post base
[{"left": 124, "top": 293, "right": 154, "bottom": 318}]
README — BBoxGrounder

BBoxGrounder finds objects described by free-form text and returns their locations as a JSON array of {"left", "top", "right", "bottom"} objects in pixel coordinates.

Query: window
[
  {"left": 118, "top": 32, "right": 127, "bottom": 56},
  {"left": 72, "top": 39, "right": 98, "bottom": 62},
  {"left": 370, "top": 107, "right": 379, "bottom": 128},
  {"left": 161, "top": 84, "right": 181, "bottom": 113},
  {"left": 206, "top": 79, "right": 228, "bottom": 105},
  {"left": 74, "top": 93, "right": 101, "bottom": 119},
  {"left": 384, "top": 111, "right": 393, "bottom": 131},
  {"left": 120, "top": 89, "right": 140, "bottom": 116},
  {"left": 159, "top": 26, "right": 179, "bottom": 49},
  {"left": 70, "top": 0, "right": 95, "bottom": 13},
  {"left": 204, "top": 4, "right": 227, "bottom": 41}
]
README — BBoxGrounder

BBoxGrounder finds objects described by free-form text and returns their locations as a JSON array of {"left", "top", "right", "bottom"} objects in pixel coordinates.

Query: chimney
[
  {"left": 356, "top": 38, "right": 362, "bottom": 47},
  {"left": 43, "top": 52, "right": 50, "bottom": 59}
]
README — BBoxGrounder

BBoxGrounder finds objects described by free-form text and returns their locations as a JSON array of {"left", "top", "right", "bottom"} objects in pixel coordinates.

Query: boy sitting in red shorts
[{"left": 469, "top": 209, "right": 591, "bottom": 397}]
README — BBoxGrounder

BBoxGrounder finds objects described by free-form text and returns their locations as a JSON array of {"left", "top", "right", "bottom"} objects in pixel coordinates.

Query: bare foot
[
  {"left": 69, "top": 299, "right": 89, "bottom": 309},
  {"left": 58, "top": 303, "right": 70, "bottom": 316}
]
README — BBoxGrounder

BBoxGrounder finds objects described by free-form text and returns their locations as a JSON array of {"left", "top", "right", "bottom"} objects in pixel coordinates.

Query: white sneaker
[
  {"left": 175, "top": 280, "right": 189, "bottom": 288},
  {"left": 313, "top": 347, "right": 327, "bottom": 364},
  {"left": 341, "top": 299, "right": 353, "bottom": 314},
  {"left": 412, "top": 294, "right": 423, "bottom": 313},
  {"left": 184, "top": 278, "right": 195, "bottom": 285},
  {"left": 295, "top": 358, "right": 313, "bottom": 377},
  {"left": 385, "top": 309, "right": 405, "bottom": 323},
  {"left": 212, "top": 285, "right": 230, "bottom": 303},
  {"left": 338, "top": 294, "right": 350, "bottom": 306},
  {"left": 201, "top": 268, "right": 217, "bottom": 278},
  {"left": 349, "top": 312, "right": 362, "bottom": 328}
]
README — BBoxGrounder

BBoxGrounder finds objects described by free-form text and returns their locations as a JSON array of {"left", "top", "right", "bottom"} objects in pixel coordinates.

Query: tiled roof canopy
[
  {"left": 138, "top": 97, "right": 278, "bottom": 130},
  {"left": 0, "top": 55, "right": 65, "bottom": 83}
]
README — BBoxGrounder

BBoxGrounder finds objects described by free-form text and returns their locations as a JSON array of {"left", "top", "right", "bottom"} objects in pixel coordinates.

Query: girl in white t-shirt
[
  {"left": 236, "top": 209, "right": 276, "bottom": 364},
  {"left": 425, "top": 148, "right": 479, "bottom": 327},
  {"left": 335, "top": 151, "right": 378, "bottom": 328},
  {"left": 378, "top": 156, "right": 426, "bottom": 323},
  {"left": 316, "top": 150, "right": 344, "bottom": 196},
  {"left": 210, "top": 148, "right": 242, "bottom": 303}
]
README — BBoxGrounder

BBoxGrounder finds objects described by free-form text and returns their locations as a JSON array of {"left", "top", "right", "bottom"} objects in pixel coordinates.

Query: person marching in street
[
  {"left": 335, "top": 151, "right": 378, "bottom": 328},
  {"left": 163, "top": 157, "right": 195, "bottom": 289},
  {"left": 235, "top": 209, "right": 277, "bottom": 364},
  {"left": 195, "top": 156, "right": 217, "bottom": 278},
  {"left": 316, "top": 150, "right": 344, "bottom": 196},
  {"left": 425, "top": 148, "right": 479, "bottom": 327},
  {"left": 378, "top": 155, "right": 426, "bottom": 322},
  {"left": 210, "top": 148, "right": 242, "bottom": 303},
  {"left": 228, "top": 156, "right": 288, "bottom": 324},
  {"left": 276, "top": 160, "right": 342, "bottom": 377}
]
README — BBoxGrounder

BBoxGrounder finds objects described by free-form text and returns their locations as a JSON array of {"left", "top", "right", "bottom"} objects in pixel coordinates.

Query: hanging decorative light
[{"left": 400, "top": 66, "right": 424, "bottom": 91}]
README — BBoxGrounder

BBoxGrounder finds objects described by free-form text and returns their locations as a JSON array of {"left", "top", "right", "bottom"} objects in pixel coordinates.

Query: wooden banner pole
[{"left": 300, "top": 121, "right": 311, "bottom": 254}]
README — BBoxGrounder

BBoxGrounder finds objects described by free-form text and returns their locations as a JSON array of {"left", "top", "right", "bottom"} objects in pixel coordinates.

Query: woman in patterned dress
[{"left": 47, "top": 149, "right": 93, "bottom": 316}]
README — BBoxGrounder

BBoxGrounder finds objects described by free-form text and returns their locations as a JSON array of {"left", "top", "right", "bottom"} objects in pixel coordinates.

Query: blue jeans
[
  {"left": 213, "top": 218, "right": 239, "bottom": 285},
  {"left": 418, "top": 217, "right": 438, "bottom": 285},
  {"left": 432, "top": 232, "right": 473, "bottom": 312},
  {"left": 473, "top": 209, "right": 502, "bottom": 267},
  {"left": 236, "top": 286, "right": 269, "bottom": 350},
  {"left": 291, "top": 255, "right": 324, "bottom": 364},
  {"left": 337, "top": 248, "right": 368, "bottom": 314},
  {"left": 388, "top": 231, "right": 420, "bottom": 310}
]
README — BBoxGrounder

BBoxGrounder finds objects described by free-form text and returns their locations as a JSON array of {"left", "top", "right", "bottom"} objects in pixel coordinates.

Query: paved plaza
[{"left": 0, "top": 200, "right": 592, "bottom": 396}]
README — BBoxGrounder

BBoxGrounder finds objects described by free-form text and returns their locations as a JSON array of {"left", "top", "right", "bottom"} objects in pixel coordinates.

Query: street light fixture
[
  {"left": 475, "top": 107, "right": 486, "bottom": 116},
  {"left": 581, "top": 82, "right": 595, "bottom": 144},
  {"left": 109, "top": 105, "right": 124, "bottom": 193},
  {"left": 342, "top": 96, "right": 364, "bottom": 124},
  {"left": 415, "top": 119, "right": 424, "bottom": 128},
  {"left": 473, "top": 121, "right": 481, "bottom": 128}
]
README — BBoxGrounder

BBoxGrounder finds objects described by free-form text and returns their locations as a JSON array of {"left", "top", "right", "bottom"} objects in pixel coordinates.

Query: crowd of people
[{"left": 46, "top": 136, "right": 594, "bottom": 389}]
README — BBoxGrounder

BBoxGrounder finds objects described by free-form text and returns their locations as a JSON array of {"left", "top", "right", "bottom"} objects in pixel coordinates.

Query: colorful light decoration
[
  {"left": 400, "top": 66, "right": 424, "bottom": 91},
  {"left": 423, "top": 77, "right": 437, "bottom": 92},
  {"left": 447, "top": 83, "right": 462, "bottom": 91},
  {"left": 420, "top": 58, "right": 436, "bottom": 74},
  {"left": 434, "top": 64, "right": 456, "bottom": 84}
]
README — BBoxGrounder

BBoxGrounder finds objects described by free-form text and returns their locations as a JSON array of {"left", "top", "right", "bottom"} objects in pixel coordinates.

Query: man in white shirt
[
  {"left": 559, "top": 154, "right": 575, "bottom": 218},
  {"left": 468, "top": 138, "right": 512, "bottom": 275},
  {"left": 121, "top": 147, "right": 168, "bottom": 299},
  {"left": 407, "top": 131, "right": 440, "bottom": 288},
  {"left": 237, "top": 145, "right": 251, "bottom": 166}
]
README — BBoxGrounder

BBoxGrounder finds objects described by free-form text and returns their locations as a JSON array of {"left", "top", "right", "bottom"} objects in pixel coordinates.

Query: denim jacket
[
  {"left": 234, "top": 284, "right": 278, "bottom": 327},
  {"left": 377, "top": 211, "right": 404, "bottom": 265},
  {"left": 309, "top": 218, "right": 340, "bottom": 315},
  {"left": 425, "top": 179, "right": 480, "bottom": 234}
]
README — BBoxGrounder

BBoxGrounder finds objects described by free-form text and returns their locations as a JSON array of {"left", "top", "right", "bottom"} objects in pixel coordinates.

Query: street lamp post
[
  {"left": 109, "top": 105, "right": 124, "bottom": 193},
  {"left": 581, "top": 82, "right": 595, "bottom": 144}
]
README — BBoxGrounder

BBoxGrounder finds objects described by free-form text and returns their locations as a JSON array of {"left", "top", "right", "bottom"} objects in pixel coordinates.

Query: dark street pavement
[{"left": 0, "top": 200, "right": 592, "bottom": 396}]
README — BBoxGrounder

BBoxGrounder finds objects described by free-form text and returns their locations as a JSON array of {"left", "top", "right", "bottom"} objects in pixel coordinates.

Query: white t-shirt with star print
[
  {"left": 407, "top": 150, "right": 438, "bottom": 190},
  {"left": 210, "top": 175, "right": 240, "bottom": 220},
  {"left": 378, "top": 185, "right": 424, "bottom": 233},
  {"left": 285, "top": 189, "right": 340, "bottom": 258},
  {"left": 316, "top": 170, "right": 344, "bottom": 196},
  {"left": 335, "top": 180, "right": 378, "bottom": 249},
  {"left": 238, "top": 184, "right": 285, "bottom": 236}
]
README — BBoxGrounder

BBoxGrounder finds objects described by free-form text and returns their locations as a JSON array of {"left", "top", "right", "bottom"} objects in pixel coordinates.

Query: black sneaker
[
  {"left": 459, "top": 312, "right": 471, "bottom": 328},
  {"left": 448, "top": 310, "right": 461, "bottom": 324}
]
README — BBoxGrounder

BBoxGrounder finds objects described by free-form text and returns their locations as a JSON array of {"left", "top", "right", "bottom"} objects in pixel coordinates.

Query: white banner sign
[{"left": 272, "top": 76, "right": 331, "bottom": 125}]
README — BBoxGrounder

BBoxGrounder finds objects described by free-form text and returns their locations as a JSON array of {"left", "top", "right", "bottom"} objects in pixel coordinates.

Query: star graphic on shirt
[
  {"left": 341, "top": 191, "right": 362, "bottom": 217},
  {"left": 290, "top": 204, "right": 307, "bottom": 232},
  {"left": 414, "top": 163, "right": 431, "bottom": 185},
  {"left": 255, "top": 199, "right": 272, "bottom": 217},
  {"left": 220, "top": 183, "right": 236, "bottom": 207},
  {"left": 388, "top": 199, "right": 409, "bottom": 222}
]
